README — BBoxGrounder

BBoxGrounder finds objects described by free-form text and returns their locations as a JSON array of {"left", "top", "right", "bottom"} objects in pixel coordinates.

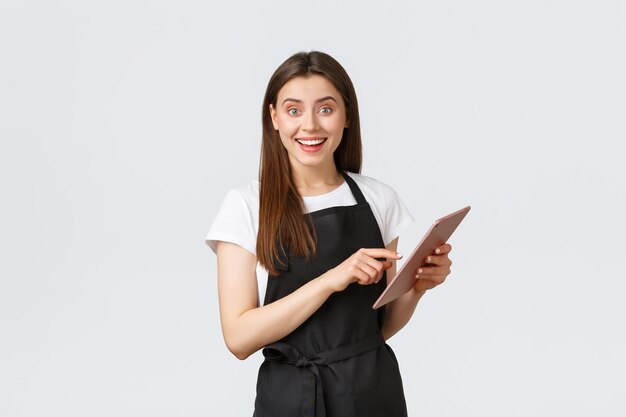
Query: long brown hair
[{"left": 257, "top": 51, "right": 362, "bottom": 276}]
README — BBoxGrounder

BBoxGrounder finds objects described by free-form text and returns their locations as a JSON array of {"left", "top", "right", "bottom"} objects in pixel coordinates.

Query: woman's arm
[
  {"left": 216, "top": 241, "right": 401, "bottom": 360},
  {"left": 381, "top": 238, "right": 452, "bottom": 340}
]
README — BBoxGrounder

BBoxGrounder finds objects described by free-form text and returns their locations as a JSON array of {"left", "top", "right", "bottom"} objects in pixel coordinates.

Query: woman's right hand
[{"left": 323, "top": 248, "right": 403, "bottom": 293}]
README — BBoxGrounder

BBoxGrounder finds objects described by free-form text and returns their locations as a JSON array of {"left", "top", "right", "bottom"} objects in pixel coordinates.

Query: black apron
[{"left": 253, "top": 171, "right": 408, "bottom": 417}]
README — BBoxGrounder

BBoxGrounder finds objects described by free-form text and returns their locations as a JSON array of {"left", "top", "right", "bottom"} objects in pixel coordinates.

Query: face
[{"left": 269, "top": 74, "right": 349, "bottom": 171}]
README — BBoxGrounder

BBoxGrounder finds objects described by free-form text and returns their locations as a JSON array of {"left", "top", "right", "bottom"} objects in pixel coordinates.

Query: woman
[{"left": 205, "top": 50, "right": 453, "bottom": 417}]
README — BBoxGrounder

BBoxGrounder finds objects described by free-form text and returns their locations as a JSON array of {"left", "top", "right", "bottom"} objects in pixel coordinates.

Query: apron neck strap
[{"left": 340, "top": 171, "right": 366, "bottom": 205}]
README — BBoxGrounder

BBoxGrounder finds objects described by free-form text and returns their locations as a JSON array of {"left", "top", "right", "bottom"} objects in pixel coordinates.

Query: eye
[
  {"left": 319, "top": 107, "right": 332, "bottom": 114},
  {"left": 287, "top": 108, "right": 299, "bottom": 116}
]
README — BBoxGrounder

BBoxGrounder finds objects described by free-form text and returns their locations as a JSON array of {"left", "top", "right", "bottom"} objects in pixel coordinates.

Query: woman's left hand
[{"left": 413, "top": 243, "right": 453, "bottom": 293}]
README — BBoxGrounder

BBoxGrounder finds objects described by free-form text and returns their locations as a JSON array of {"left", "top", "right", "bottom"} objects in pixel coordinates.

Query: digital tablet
[{"left": 372, "top": 205, "right": 471, "bottom": 309}]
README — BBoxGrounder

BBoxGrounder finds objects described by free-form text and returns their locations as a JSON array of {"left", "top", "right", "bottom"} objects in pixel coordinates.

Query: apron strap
[
  {"left": 262, "top": 332, "right": 385, "bottom": 417},
  {"left": 340, "top": 171, "right": 367, "bottom": 205}
]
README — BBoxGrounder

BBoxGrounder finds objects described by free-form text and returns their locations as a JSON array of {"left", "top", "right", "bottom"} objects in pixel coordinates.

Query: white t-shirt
[{"left": 205, "top": 171, "right": 415, "bottom": 303}]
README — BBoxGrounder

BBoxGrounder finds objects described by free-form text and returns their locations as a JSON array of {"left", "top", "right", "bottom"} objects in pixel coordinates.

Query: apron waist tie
[{"left": 261, "top": 332, "right": 385, "bottom": 417}]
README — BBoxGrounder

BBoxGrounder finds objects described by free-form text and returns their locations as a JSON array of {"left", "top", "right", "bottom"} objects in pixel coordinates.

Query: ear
[
  {"left": 344, "top": 118, "right": 349, "bottom": 129},
  {"left": 269, "top": 104, "right": 279, "bottom": 130}
]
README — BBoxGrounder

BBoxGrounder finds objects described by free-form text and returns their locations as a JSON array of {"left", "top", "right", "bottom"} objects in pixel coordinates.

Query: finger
[
  {"left": 358, "top": 248, "right": 403, "bottom": 260},
  {"left": 380, "top": 260, "right": 394, "bottom": 270},
  {"left": 428, "top": 274, "right": 448, "bottom": 285},
  {"left": 356, "top": 259, "right": 379, "bottom": 280},
  {"left": 434, "top": 243, "right": 452, "bottom": 255},
  {"left": 369, "top": 259, "right": 394, "bottom": 272},
  {"left": 355, "top": 269, "right": 376, "bottom": 285},
  {"left": 414, "top": 273, "right": 447, "bottom": 285},
  {"left": 423, "top": 254, "right": 452, "bottom": 267},
  {"left": 415, "top": 266, "right": 450, "bottom": 277},
  {"left": 354, "top": 270, "right": 371, "bottom": 284},
  {"left": 359, "top": 255, "right": 394, "bottom": 274},
  {"left": 348, "top": 257, "right": 379, "bottom": 284}
]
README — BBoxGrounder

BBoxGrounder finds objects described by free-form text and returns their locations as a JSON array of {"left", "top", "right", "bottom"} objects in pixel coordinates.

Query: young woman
[{"left": 205, "top": 51, "right": 453, "bottom": 417}]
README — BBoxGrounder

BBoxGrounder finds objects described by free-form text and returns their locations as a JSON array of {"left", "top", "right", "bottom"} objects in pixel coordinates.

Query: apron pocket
[
  {"left": 324, "top": 388, "right": 397, "bottom": 417},
  {"left": 359, "top": 389, "right": 398, "bottom": 417}
]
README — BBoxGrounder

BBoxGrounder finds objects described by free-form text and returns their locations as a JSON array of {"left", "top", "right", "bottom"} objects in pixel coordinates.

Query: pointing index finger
[{"left": 361, "top": 248, "right": 403, "bottom": 260}]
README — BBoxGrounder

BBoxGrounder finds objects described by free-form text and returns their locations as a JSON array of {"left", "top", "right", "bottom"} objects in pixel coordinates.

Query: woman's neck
[{"left": 290, "top": 162, "right": 345, "bottom": 197}]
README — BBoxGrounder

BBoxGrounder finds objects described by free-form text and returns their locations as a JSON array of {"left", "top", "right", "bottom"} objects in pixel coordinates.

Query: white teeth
[{"left": 296, "top": 138, "right": 326, "bottom": 146}]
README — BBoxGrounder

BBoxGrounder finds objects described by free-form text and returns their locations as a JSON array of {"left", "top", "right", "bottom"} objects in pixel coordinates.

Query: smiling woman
[
  {"left": 204, "top": 51, "right": 454, "bottom": 417},
  {"left": 272, "top": 88, "right": 344, "bottom": 150},
  {"left": 269, "top": 76, "right": 348, "bottom": 190}
]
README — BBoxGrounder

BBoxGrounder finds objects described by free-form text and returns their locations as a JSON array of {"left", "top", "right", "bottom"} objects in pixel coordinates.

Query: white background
[{"left": 1, "top": 1, "right": 625, "bottom": 416}]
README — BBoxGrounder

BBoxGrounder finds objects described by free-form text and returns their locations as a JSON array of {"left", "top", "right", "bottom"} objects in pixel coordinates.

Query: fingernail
[
  {"left": 415, "top": 274, "right": 420, "bottom": 279},
  {"left": 427, "top": 257, "right": 431, "bottom": 262},
  {"left": 397, "top": 253, "right": 403, "bottom": 258},
  {"left": 435, "top": 248, "right": 440, "bottom": 254},
  {"left": 418, "top": 268, "right": 423, "bottom": 274}
]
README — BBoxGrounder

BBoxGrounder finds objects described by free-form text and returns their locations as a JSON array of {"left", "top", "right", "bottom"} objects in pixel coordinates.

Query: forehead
[{"left": 277, "top": 74, "right": 343, "bottom": 104}]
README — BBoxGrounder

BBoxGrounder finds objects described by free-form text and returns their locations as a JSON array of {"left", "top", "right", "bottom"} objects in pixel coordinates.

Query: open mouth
[
  {"left": 295, "top": 138, "right": 327, "bottom": 146},
  {"left": 295, "top": 137, "right": 327, "bottom": 152}
]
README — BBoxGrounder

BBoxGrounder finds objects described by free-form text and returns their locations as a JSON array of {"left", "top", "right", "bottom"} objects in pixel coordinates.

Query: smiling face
[{"left": 269, "top": 74, "right": 349, "bottom": 173}]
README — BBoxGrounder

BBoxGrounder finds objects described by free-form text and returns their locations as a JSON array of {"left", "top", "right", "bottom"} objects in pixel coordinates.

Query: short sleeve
[
  {"left": 205, "top": 189, "right": 257, "bottom": 256},
  {"left": 381, "top": 185, "right": 414, "bottom": 246}
]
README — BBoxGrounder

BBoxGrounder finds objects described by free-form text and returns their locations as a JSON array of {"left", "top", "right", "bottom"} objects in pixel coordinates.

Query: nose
[{"left": 302, "top": 110, "right": 319, "bottom": 132}]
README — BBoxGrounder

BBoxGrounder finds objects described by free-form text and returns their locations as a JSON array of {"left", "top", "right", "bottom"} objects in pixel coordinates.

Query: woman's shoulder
[
  {"left": 345, "top": 171, "right": 399, "bottom": 197},
  {"left": 224, "top": 179, "right": 260, "bottom": 209},
  {"left": 206, "top": 180, "right": 260, "bottom": 255}
]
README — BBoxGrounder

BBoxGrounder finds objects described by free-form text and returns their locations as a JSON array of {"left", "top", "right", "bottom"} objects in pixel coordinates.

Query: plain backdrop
[{"left": 1, "top": 0, "right": 625, "bottom": 416}]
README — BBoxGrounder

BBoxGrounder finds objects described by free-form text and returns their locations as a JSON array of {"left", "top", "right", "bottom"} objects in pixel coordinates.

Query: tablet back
[{"left": 372, "top": 206, "right": 471, "bottom": 309}]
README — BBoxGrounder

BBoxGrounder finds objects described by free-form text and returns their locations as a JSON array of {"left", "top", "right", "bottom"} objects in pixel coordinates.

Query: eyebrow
[{"left": 281, "top": 96, "right": 338, "bottom": 106}]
